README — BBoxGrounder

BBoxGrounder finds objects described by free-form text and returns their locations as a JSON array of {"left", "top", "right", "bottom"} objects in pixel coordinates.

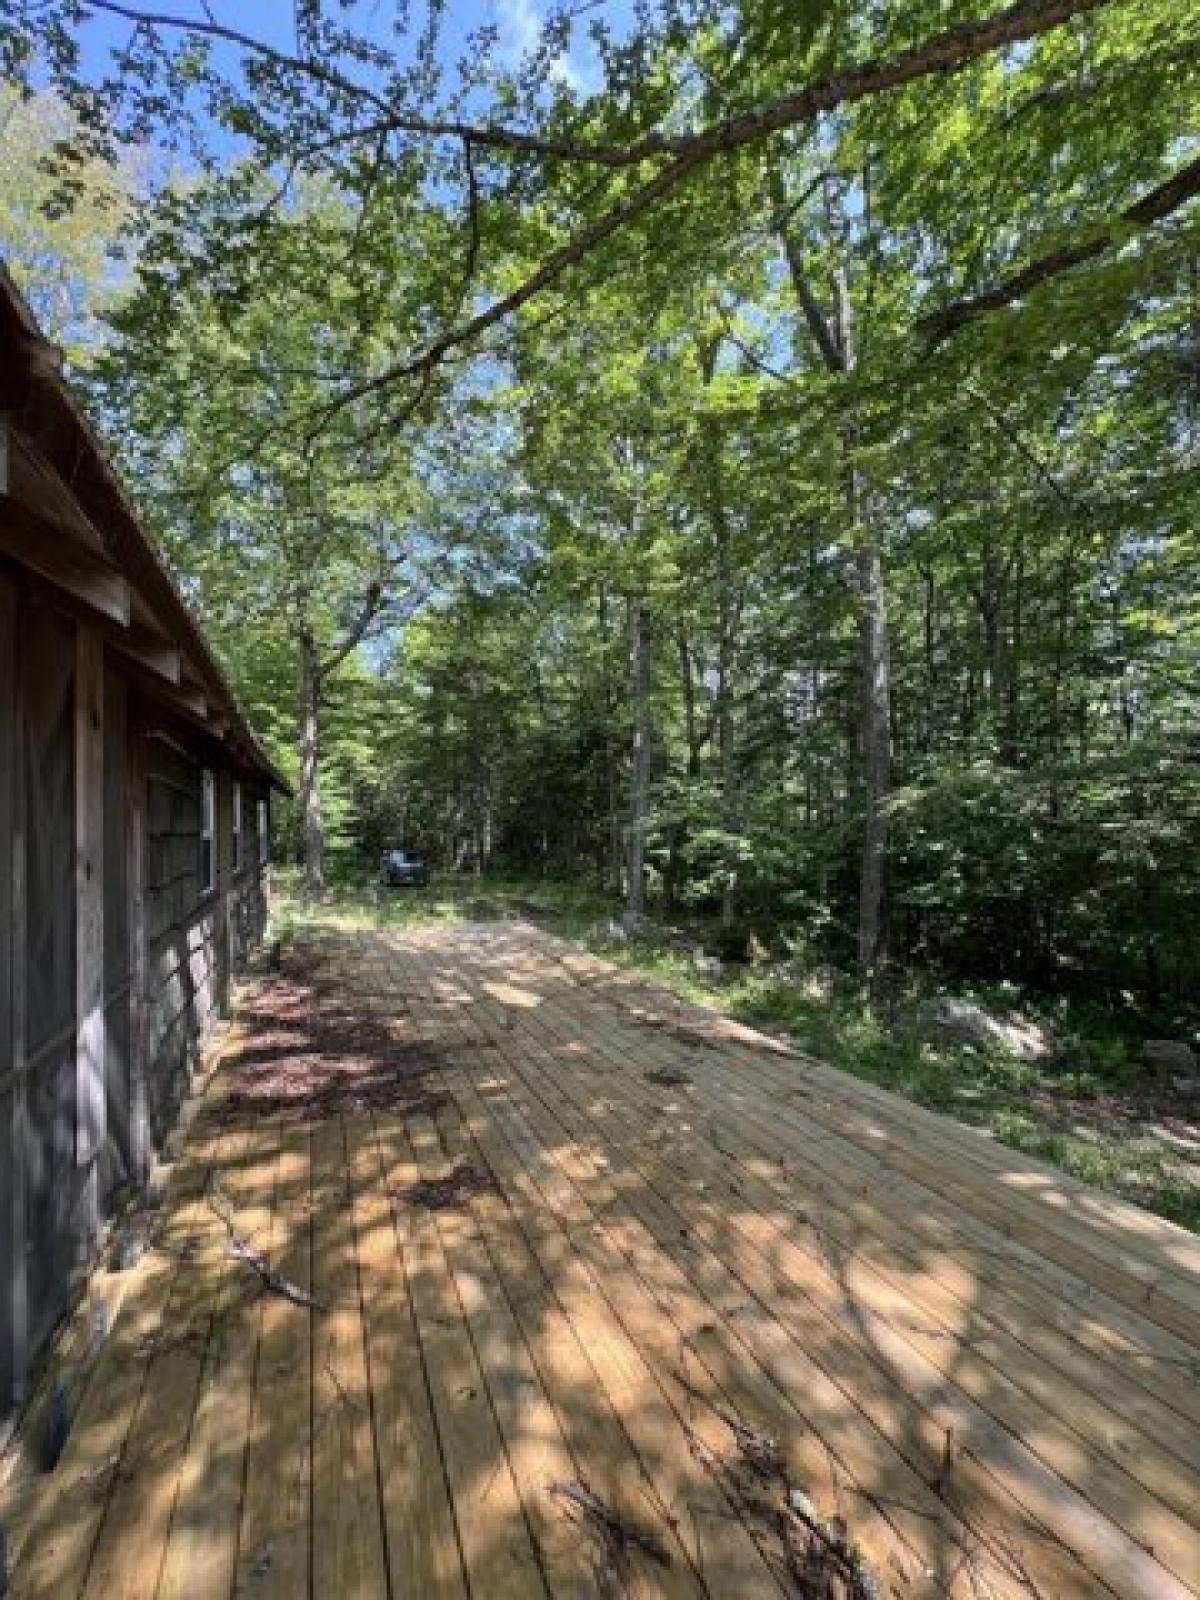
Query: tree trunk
[
  {"left": 665, "top": 624, "right": 701, "bottom": 908},
  {"left": 852, "top": 473, "right": 892, "bottom": 984},
  {"left": 598, "top": 583, "right": 624, "bottom": 893},
  {"left": 922, "top": 561, "right": 937, "bottom": 752},
  {"left": 832, "top": 263, "right": 892, "bottom": 987},
  {"left": 701, "top": 370, "right": 741, "bottom": 930},
  {"left": 773, "top": 171, "right": 895, "bottom": 989},
  {"left": 678, "top": 626, "right": 701, "bottom": 776},
  {"left": 716, "top": 547, "right": 738, "bottom": 928},
  {"left": 298, "top": 632, "right": 325, "bottom": 897},
  {"left": 625, "top": 596, "right": 652, "bottom": 916},
  {"left": 479, "top": 777, "right": 494, "bottom": 873},
  {"left": 1006, "top": 533, "right": 1025, "bottom": 763}
]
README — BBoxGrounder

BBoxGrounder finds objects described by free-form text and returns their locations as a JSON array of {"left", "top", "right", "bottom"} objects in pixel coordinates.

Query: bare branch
[
  {"left": 83, "top": 0, "right": 395, "bottom": 116},
  {"left": 457, "top": 137, "right": 483, "bottom": 308},
  {"left": 961, "top": 379, "right": 1083, "bottom": 508},
  {"left": 309, "top": 149, "right": 704, "bottom": 428},
  {"left": 319, "top": 578, "right": 386, "bottom": 677},
  {"left": 768, "top": 165, "right": 844, "bottom": 373},
  {"left": 716, "top": 303, "right": 797, "bottom": 387}
]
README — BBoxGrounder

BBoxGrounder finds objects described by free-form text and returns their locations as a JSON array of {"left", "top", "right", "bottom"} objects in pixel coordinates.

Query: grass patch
[{"left": 271, "top": 866, "right": 618, "bottom": 941}]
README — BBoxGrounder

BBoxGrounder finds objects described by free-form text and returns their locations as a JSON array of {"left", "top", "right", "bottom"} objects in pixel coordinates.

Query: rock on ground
[
  {"left": 899, "top": 995, "right": 1052, "bottom": 1061},
  {"left": 690, "top": 951, "right": 726, "bottom": 985},
  {"left": 1142, "top": 1040, "right": 1198, "bottom": 1078}
]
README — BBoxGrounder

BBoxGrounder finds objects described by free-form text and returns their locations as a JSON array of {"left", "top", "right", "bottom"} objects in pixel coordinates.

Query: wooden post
[
  {"left": 215, "top": 769, "right": 231, "bottom": 1017},
  {"left": 125, "top": 704, "right": 149, "bottom": 1184},
  {"left": 0, "top": 576, "right": 28, "bottom": 1412},
  {"left": 260, "top": 794, "right": 271, "bottom": 937},
  {"left": 75, "top": 625, "right": 105, "bottom": 1241}
]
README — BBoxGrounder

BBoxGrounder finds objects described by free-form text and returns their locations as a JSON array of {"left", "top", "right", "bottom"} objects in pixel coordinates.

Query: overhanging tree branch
[
  {"left": 768, "top": 166, "right": 844, "bottom": 373},
  {"left": 920, "top": 154, "right": 1200, "bottom": 345},
  {"left": 309, "top": 0, "right": 1110, "bottom": 424},
  {"left": 79, "top": 0, "right": 1110, "bottom": 173}
]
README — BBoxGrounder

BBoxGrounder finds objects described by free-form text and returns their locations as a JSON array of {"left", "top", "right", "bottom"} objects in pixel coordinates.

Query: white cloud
[
  {"left": 494, "top": 0, "right": 593, "bottom": 94},
  {"left": 497, "top": 0, "right": 541, "bottom": 56}
]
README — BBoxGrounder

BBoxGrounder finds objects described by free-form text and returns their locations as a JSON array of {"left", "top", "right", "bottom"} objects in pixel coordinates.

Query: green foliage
[
  {"left": 4, "top": 0, "right": 1198, "bottom": 1200},
  {"left": 0, "top": 84, "right": 140, "bottom": 356}
]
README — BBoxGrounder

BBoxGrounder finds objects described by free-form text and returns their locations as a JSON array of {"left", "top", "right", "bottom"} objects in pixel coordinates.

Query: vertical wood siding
[
  {"left": 0, "top": 571, "right": 23, "bottom": 1410},
  {"left": 18, "top": 600, "right": 85, "bottom": 1368},
  {"left": 1, "top": 609, "right": 272, "bottom": 1417}
]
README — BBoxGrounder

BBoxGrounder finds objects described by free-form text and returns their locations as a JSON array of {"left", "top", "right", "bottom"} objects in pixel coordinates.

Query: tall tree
[
  {"left": 769, "top": 164, "right": 894, "bottom": 983},
  {"left": 99, "top": 196, "right": 437, "bottom": 891}
]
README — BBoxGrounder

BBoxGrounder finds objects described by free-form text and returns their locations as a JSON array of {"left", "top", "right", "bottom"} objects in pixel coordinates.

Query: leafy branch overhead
[{"left": 12, "top": 0, "right": 1198, "bottom": 427}]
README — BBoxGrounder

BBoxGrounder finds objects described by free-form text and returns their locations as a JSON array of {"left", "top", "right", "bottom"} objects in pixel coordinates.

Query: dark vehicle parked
[{"left": 382, "top": 847, "right": 430, "bottom": 887}]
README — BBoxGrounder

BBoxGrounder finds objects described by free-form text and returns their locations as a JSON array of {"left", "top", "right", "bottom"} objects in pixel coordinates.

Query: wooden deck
[{"left": 4, "top": 921, "right": 1199, "bottom": 1599}]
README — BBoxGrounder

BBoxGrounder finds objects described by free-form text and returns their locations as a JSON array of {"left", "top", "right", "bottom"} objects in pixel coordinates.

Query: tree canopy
[{"left": 2, "top": 0, "right": 1197, "bottom": 1004}]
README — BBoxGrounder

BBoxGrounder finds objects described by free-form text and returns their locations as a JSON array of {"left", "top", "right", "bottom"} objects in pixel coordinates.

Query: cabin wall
[
  {"left": 101, "top": 669, "right": 133, "bottom": 1204},
  {"left": 0, "top": 568, "right": 272, "bottom": 1417},
  {"left": 2, "top": 591, "right": 90, "bottom": 1400},
  {"left": 144, "top": 736, "right": 213, "bottom": 1146},
  {"left": 141, "top": 748, "right": 270, "bottom": 1152},
  {"left": 230, "top": 777, "right": 270, "bottom": 965},
  {"left": 0, "top": 570, "right": 20, "bottom": 1411},
  {"left": 0, "top": 586, "right": 88, "bottom": 1408}
]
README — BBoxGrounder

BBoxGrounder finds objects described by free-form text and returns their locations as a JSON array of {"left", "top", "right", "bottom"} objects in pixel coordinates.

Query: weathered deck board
[
  {"left": 373, "top": 1111, "right": 550, "bottom": 1600},
  {"left": 232, "top": 1120, "right": 313, "bottom": 1597},
  {"left": 310, "top": 1114, "right": 389, "bottom": 1598},
  {"left": 518, "top": 940, "right": 1200, "bottom": 1426},
  {"left": 81, "top": 1123, "right": 249, "bottom": 1600},
  {"left": 5, "top": 920, "right": 1198, "bottom": 1600},
  {"left": 420, "top": 954, "right": 1124, "bottom": 1599},
  {"left": 395, "top": 944, "right": 784, "bottom": 1598},
  {"left": 346, "top": 1113, "right": 468, "bottom": 1598}
]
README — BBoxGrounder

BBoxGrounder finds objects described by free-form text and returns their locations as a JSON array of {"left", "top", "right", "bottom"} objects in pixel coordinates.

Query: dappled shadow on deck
[{"left": 6, "top": 923, "right": 1200, "bottom": 1599}]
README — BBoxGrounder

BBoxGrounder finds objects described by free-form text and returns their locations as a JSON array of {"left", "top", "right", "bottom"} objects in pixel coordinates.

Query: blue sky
[{"left": 79, "top": 0, "right": 610, "bottom": 106}]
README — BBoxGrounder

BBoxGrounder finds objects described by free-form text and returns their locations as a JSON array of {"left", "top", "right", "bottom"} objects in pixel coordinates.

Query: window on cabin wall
[
  {"left": 200, "top": 768, "right": 215, "bottom": 892},
  {"left": 232, "top": 780, "right": 243, "bottom": 872},
  {"left": 258, "top": 798, "right": 269, "bottom": 866}
]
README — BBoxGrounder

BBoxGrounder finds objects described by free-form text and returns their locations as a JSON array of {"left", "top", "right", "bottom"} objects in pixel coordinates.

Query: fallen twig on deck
[
  {"left": 779, "top": 1499, "right": 884, "bottom": 1600},
  {"left": 672, "top": 1363, "right": 884, "bottom": 1599},
  {"left": 207, "top": 1187, "right": 325, "bottom": 1310},
  {"left": 225, "top": 1233, "right": 323, "bottom": 1310},
  {"left": 548, "top": 1477, "right": 672, "bottom": 1592},
  {"left": 729, "top": 1416, "right": 787, "bottom": 1482},
  {"left": 645, "top": 1067, "right": 693, "bottom": 1088}
]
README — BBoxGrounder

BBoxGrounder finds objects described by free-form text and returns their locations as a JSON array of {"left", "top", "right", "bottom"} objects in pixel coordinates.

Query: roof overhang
[{"left": 0, "top": 262, "right": 288, "bottom": 793}]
